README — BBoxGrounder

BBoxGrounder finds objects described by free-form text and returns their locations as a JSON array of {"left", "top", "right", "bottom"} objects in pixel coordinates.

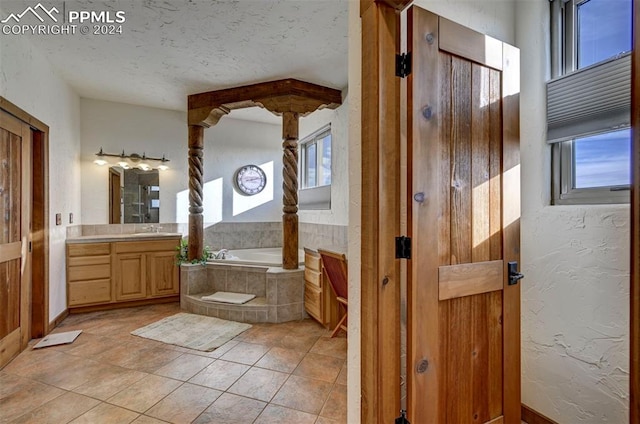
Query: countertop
[{"left": 66, "top": 233, "right": 183, "bottom": 244}]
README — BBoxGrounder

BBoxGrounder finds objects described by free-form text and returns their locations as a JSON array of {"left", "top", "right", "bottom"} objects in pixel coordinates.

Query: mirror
[{"left": 109, "top": 166, "right": 160, "bottom": 224}]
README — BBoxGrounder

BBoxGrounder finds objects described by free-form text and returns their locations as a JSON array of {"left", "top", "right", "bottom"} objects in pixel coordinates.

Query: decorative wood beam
[
  {"left": 186, "top": 78, "right": 342, "bottom": 268},
  {"left": 282, "top": 112, "right": 300, "bottom": 270},
  {"left": 188, "top": 78, "right": 342, "bottom": 126}
]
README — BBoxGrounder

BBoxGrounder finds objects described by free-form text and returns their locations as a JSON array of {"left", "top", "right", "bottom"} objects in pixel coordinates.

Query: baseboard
[
  {"left": 48, "top": 309, "right": 69, "bottom": 331},
  {"left": 522, "top": 404, "right": 559, "bottom": 424}
]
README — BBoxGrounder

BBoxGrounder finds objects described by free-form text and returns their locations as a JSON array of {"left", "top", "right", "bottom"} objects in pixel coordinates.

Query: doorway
[{"left": 0, "top": 97, "right": 49, "bottom": 367}]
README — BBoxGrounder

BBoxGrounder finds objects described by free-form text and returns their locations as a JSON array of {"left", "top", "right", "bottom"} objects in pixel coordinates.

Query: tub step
[{"left": 201, "top": 292, "right": 256, "bottom": 305}]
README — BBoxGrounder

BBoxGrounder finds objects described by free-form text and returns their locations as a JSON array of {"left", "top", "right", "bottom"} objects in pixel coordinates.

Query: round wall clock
[{"left": 234, "top": 164, "right": 267, "bottom": 196}]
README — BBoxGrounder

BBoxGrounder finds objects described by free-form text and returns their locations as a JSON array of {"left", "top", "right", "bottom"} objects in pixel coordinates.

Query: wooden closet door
[
  {"left": 0, "top": 110, "right": 32, "bottom": 368},
  {"left": 406, "top": 6, "right": 521, "bottom": 423}
]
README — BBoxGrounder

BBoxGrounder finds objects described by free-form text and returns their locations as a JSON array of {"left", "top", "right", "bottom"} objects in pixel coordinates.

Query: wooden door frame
[
  {"left": 0, "top": 97, "right": 50, "bottom": 339},
  {"left": 360, "top": 1, "right": 408, "bottom": 422},
  {"left": 109, "top": 167, "right": 121, "bottom": 224},
  {"left": 631, "top": 0, "right": 639, "bottom": 421}
]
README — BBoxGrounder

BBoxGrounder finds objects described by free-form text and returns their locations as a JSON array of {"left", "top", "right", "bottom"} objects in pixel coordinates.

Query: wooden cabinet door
[
  {"left": 0, "top": 110, "right": 31, "bottom": 368},
  {"left": 114, "top": 253, "right": 146, "bottom": 301},
  {"left": 407, "top": 6, "right": 521, "bottom": 423},
  {"left": 147, "top": 252, "right": 178, "bottom": 297}
]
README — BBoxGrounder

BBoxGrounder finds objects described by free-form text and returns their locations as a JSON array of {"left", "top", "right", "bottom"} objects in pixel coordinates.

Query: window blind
[{"left": 546, "top": 52, "right": 631, "bottom": 143}]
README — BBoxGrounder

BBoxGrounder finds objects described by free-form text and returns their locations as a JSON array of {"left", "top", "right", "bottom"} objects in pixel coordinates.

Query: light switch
[{"left": 55, "top": 213, "right": 61, "bottom": 226}]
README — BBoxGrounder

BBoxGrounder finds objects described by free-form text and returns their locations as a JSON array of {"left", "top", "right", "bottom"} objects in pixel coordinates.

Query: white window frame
[
  {"left": 549, "top": 0, "right": 631, "bottom": 205},
  {"left": 299, "top": 124, "right": 332, "bottom": 210}
]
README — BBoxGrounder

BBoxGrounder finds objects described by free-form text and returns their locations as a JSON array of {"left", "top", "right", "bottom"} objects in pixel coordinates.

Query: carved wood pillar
[
  {"left": 188, "top": 124, "right": 204, "bottom": 261},
  {"left": 282, "top": 111, "right": 299, "bottom": 270}
]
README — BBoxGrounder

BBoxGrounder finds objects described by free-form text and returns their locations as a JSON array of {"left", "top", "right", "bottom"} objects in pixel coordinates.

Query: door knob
[{"left": 508, "top": 261, "right": 524, "bottom": 285}]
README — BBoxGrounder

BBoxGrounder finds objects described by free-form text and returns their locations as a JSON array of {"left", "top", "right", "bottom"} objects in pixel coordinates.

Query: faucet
[
  {"left": 214, "top": 249, "right": 228, "bottom": 259},
  {"left": 143, "top": 224, "right": 162, "bottom": 233}
]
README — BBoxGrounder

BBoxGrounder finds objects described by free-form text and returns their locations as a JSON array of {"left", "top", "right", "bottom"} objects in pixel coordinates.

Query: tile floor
[{"left": 0, "top": 303, "right": 347, "bottom": 424}]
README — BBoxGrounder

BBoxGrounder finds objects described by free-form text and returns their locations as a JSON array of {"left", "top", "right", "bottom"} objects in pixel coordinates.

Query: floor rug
[{"left": 131, "top": 312, "right": 251, "bottom": 351}]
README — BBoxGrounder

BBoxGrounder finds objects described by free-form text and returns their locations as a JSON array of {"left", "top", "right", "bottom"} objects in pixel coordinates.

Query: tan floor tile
[
  {"left": 0, "top": 372, "right": 29, "bottom": 398},
  {"left": 146, "top": 382, "right": 222, "bottom": 423},
  {"left": 193, "top": 392, "right": 266, "bottom": 424},
  {"left": 70, "top": 402, "right": 140, "bottom": 424},
  {"left": 310, "top": 337, "right": 347, "bottom": 360},
  {"left": 219, "top": 341, "right": 270, "bottom": 365},
  {"left": 319, "top": 384, "right": 347, "bottom": 422},
  {"left": 65, "top": 333, "right": 116, "bottom": 357},
  {"left": 72, "top": 366, "right": 147, "bottom": 400},
  {"left": 26, "top": 355, "right": 110, "bottom": 390},
  {"left": 107, "top": 374, "right": 181, "bottom": 413},
  {"left": 132, "top": 416, "right": 169, "bottom": 424},
  {"left": 11, "top": 391, "right": 100, "bottom": 424},
  {"left": 293, "top": 353, "right": 344, "bottom": 383},
  {"left": 315, "top": 416, "right": 342, "bottom": 424},
  {"left": 275, "top": 333, "right": 322, "bottom": 352},
  {"left": 154, "top": 353, "right": 214, "bottom": 381},
  {"left": 336, "top": 365, "right": 347, "bottom": 386},
  {"left": 255, "top": 346, "right": 306, "bottom": 373},
  {"left": 0, "top": 379, "right": 64, "bottom": 424},
  {"left": 271, "top": 375, "right": 333, "bottom": 415},
  {"left": 188, "top": 360, "right": 250, "bottom": 391},
  {"left": 227, "top": 367, "right": 289, "bottom": 402},
  {"left": 2, "top": 349, "right": 69, "bottom": 378},
  {"left": 120, "top": 346, "right": 183, "bottom": 373},
  {"left": 254, "top": 404, "right": 317, "bottom": 424},
  {"left": 233, "top": 326, "right": 289, "bottom": 346}
]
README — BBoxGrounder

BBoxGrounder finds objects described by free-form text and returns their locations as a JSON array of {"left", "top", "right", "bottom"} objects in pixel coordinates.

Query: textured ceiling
[{"left": 19, "top": 0, "right": 348, "bottom": 118}]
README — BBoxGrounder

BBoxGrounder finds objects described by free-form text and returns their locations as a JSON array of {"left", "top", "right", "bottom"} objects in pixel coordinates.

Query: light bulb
[
  {"left": 94, "top": 158, "right": 108, "bottom": 166},
  {"left": 138, "top": 163, "right": 151, "bottom": 171},
  {"left": 117, "top": 161, "right": 129, "bottom": 169},
  {"left": 157, "top": 164, "right": 169, "bottom": 171}
]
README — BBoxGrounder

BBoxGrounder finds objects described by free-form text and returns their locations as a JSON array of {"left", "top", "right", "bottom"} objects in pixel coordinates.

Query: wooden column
[
  {"left": 188, "top": 124, "right": 204, "bottom": 261},
  {"left": 282, "top": 111, "right": 299, "bottom": 270}
]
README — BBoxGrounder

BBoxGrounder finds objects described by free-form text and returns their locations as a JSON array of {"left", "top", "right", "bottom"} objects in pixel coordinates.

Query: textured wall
[
  {"left": 80, "top": 98, "right": 284, "bottom": 224},
  {"left": 0, "top": 35, "right": 82, "bottom": 322},
  {"left": 516, "top": 2, "right": 630, "bottom": 422},
  {"left": 299, "top": 95, "right": 350, "bottom": 226}
]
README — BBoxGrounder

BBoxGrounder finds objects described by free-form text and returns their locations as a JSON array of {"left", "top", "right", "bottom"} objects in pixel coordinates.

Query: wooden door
[
  {"left": 147, "top": 252, "right": 178, "bottom": 296},
  {"left": 0, "top": 110, "right": 31, "bottom": 368},
  {"left": 109, "top": 168, "right": 121, "bottom": 224},
  {"left": 114, "top": 253, "right": 146, "bottom": 301},
  {"left": 407, "top": 7, "right": 520, "bottom": 423}
]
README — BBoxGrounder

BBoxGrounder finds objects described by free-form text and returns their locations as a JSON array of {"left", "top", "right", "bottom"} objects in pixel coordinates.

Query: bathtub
[
  {"left": 209, "top": 247, "right": 305, "bottom": 267},
  {"left": 182, "top": 247, "right": 307, "bottom": 323}
]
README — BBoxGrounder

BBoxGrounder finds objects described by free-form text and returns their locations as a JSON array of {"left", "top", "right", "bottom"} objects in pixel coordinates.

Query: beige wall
[
  {"left": 0, "top": 34, "right": 82, "bottom": 322},
  {"left": 516, "top": 2, "right": 629, "bottom": 422}
]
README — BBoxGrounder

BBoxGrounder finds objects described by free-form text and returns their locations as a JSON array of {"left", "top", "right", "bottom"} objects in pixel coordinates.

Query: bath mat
[
  {"left": 33, "top": 330, "right": 82, "bottom": 349},
  {"left": 201, "top": 291, "right": 256, "bottom": 304},
  {"left": 130, "top": 313, "right": 251, "bottom": 351}
]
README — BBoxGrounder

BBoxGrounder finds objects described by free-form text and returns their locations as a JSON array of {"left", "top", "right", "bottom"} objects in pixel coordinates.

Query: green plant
[{"left": 175, "top": 239, "right": 211, "bottom": 265}]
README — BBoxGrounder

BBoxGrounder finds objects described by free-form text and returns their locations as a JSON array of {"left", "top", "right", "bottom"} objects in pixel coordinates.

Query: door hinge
[
  {"left": 395, "top": 410, "right": 410, "bottom": 424},
  {"left": 396, "top": 52, "right": 412, "bottom": 78},
  {"left": 395, "top": 236, "right": 411, "bottom": 259},
  {"left": 28, "top": 241, "right": 32, "bottom": 253}
]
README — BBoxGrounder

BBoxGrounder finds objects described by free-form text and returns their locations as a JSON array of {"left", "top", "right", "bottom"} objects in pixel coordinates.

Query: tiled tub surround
[{"left": 181, "top": 263, "right": 305, "bottom": 324}]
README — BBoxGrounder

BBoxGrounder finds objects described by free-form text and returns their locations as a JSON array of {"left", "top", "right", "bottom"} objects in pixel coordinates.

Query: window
[
  {"left": 549, "top": 0, "right": 631, "bottom": 204},
  {"left": 299, "top": 124, "right": 332, "bottom": 209}
]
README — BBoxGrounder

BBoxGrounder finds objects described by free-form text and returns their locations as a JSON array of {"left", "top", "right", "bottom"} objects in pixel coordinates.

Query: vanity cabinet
[
  {"left": 67, "top": 243, "right": 112, "bottom": 306},
  {"left": 66, "top": 237, "right": 180, "bottom": 310},
  {"left": 303, "top": 247, "right": 344, "bottom": 329}
]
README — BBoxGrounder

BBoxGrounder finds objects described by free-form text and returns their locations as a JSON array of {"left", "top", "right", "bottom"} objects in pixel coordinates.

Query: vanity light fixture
[{"left": 93, "top": 148, "right": 170, "bottom": 170}]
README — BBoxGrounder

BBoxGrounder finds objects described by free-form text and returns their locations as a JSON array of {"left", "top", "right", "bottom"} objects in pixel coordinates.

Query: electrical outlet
[
  {"left": 69, "top": 213, "right": 73, "bottom": 224},
  {"left": 55, "top": 213, "right": 61, "bottom": 226}
]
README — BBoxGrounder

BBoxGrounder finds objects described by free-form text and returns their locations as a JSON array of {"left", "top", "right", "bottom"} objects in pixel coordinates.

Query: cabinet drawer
[
  {"left": 304, "top": 282, "right": 322, "bottom": 323},
  {"left": 304, "top": 251, "right": 321, "bottom": 271},
  {"left": 304, "top": 268, "right": 322, "bottom": 287},
  {"left": 114, "top": 239, "right": 180, "bottom": 254},
  {"left": 68, "top": 263, "right": 111, "bottom": 281},
  {"left": 68, "top": 255, "right": 110, "bottom": 267},
  {"left": 68, "top": 279, "right": 111, "bottom": 306},
  {"left": 68, "top": 243, "right": 110, "bottom": 257}
]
